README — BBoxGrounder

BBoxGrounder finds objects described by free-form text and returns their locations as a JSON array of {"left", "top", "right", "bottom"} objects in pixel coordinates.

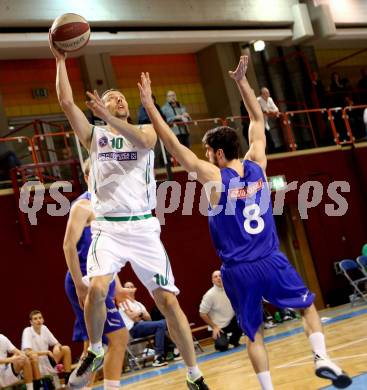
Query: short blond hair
[{"left": 101, "top": 88, "right": 122, "bottom": 101}]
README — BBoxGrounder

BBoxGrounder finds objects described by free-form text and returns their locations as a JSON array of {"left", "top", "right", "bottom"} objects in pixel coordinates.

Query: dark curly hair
[{"left": 202, "top": 126, "right": 240, "bottom": 161}]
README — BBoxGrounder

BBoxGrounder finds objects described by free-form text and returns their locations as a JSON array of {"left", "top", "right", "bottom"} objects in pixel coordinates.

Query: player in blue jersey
[
  {"left": 138, "top": 56, "right": 352, "bottom": 389},
  {"left": 63, "top": 159, "right": 128, "bottom": 390}
]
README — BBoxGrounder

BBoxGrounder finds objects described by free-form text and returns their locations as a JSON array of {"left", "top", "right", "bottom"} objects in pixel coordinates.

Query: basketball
[{"left": 51, "top": 13, "right": 90, "bottom": 52}]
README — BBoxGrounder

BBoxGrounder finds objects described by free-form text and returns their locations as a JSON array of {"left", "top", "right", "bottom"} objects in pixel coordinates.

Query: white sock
[
  {"left": 104, "top": 379, "right": 120, "bottom": 390},
  {"left": 174, "top": 347, "right": 180, "bottom": 355},
  {"left": 257, "top": 371, "right": 273, "bottom": 390},
  {"left": 26, "top": 383, "right": 34, "bottom": 390},
  {"left": 90, "top": 341, "right": 104, "bottom": 355},
  {"left": 187, "top": 365, "right": 202, "bottom": 381},
  {"left": 309, "top": 332, "right": 327, "bottom": 357}
]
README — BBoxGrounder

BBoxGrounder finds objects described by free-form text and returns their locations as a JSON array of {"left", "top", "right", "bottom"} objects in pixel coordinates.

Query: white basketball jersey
[{"left": 89, "top": 125, "right": 156, "bottom": 217}]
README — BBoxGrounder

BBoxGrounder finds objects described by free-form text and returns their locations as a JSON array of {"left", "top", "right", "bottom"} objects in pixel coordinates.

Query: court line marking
[
  {"left": 93, "top": 306, "right": 367, "bottom": 388},
  {"left": 275, "top": 336, "right": 367, "bottom": 368},
  {"left": 276, "top": 352, "right": 367, "bottom": 369}
]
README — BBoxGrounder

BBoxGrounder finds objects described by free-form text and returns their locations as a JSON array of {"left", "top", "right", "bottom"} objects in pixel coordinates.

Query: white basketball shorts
[{"left": 86, "top": 215, "right": 179, "bottom": 295}]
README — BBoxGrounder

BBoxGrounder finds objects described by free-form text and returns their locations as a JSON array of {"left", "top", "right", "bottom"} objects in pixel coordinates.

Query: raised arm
[
  {"left": 85, "top": 91, "right": 157, "bottom": 149},
  {"left": 49, "top": 33, "right": 92, "bottom": 149},
  {"left": 63, "top": 199, "right": 92, "bottom": 308},
  {"left": 138, "top": 72, "right": 220, "bottom": 186},
  {"left": 229, "top": 56, "right": 267, "bottom": 170}
]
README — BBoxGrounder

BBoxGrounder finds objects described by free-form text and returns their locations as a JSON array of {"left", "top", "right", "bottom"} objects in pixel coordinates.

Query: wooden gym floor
[{"left": 95, "top": 304, "right": 367, "bottom": 390}]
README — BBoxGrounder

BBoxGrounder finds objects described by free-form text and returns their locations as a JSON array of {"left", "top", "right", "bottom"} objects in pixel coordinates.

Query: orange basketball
[{"left": 51, "top": 13, "right": 90, "bottom": 52}]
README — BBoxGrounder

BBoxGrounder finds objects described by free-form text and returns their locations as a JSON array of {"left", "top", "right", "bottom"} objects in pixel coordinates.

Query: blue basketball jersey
[
  {"left": 72, "top": 191, "right": 92, "bottom": 276},
  {"left": 208, "top": 159, "right": 279, "bottom": 264}
]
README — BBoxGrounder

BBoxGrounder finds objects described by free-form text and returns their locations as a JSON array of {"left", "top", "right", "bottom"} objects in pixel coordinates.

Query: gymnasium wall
[
  {"left": 0, "top": 54, "right": 209, "bottom": 124},
  {"left": 110, "top": 54, "right": 209, "bottom": 123},
  {"left": 267, "top": 146, "right": 367, "bottom": 306},
  {"left": 0, "top": 58, "right": 85, "bottom": 118},
  {"left": 1, "top": 146, "right": 367, "bottom": 352},
  {"left": 315, "top": 48, "right": 367, "bottom": 90}
]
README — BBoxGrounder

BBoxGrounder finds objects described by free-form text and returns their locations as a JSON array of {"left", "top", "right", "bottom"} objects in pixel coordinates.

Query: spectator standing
[
  {"left": 138, "top": 95, "right": 166, "bottom": 124},
  {"left": 0, "top": 150, "right": 20, "bottom": 181},
  {"left": 162, "top": 90, "right": 191, "bottom": 147},
  {"left": 330, "top": 72, "right": 346, "bottom": 107},
  {"left": 311, "top": 71, "right": 326, "bottom": 108},
  {"left": 257, "top": 87, "right": 278, "bottom": 153}
]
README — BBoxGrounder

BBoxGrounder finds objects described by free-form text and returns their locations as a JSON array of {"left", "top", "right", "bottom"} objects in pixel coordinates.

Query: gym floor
[{"left": 94, "top": 303, "right": 367, "bottom": 389}]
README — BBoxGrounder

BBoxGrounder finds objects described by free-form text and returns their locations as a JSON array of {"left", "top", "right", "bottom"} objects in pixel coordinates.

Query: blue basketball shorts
[
  {"left": 221, "top": 251, "right": 315, "bottom": 342},
  {"left": 64, "top": 272, "right": 125, "bottom": 342}
]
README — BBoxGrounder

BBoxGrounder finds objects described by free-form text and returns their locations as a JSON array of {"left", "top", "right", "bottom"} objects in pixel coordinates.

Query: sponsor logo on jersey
[
  {"left": 98, "top": 136, "right": 108, "bottom": 147},
  {"left": 229, "top": 179, "right": 263, "bottom": 199},
  {"left": 98, "top": 152, "right": 138, "bottom": 161}
]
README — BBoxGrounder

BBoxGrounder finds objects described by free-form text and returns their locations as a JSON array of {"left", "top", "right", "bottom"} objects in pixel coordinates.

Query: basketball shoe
[
  {"left": 186, "top": 375, "right": 210, "bottom": 389},
  {"left": 314, "top": 354, "right": 352, "bottom": 388},
  {"left": 69, "top": 349, "right": 104, "bottom": 389}
]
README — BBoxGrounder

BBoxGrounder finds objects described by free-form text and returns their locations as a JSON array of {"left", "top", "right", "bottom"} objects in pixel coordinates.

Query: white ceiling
[
  {"left": 312, "top": 28, "right": 367, "bottom": 49},
  {"left": 0, "top": 27, "right": 365, "bottom": 59},
  {"left": 0, "top": 29, "right": 293, "bottom": 59}
]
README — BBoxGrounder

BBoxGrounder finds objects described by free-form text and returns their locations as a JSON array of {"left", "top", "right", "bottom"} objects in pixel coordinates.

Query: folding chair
[
  {"left": 124, "top": 335, "right": 155, "bottom": 371},
  {"left": 356, "top": 256, "right": 367, "bottom": 277},
  {"left": 189, "top": 323, "right": 205, "bottom": 353},
  {"left": 339, "top": 259, "right": 367, "bottom": 306}
]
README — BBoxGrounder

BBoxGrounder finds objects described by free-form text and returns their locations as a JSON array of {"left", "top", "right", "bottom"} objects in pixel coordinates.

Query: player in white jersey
[
  {"left": 49, "top": 35, "right": 209, "bottom": 390},
  {"left": 89, "top": 125, "right": 156, "bottom": 219}
]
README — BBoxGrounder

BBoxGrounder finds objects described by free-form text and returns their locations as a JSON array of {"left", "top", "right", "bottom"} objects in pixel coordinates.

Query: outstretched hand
[
  {"left": 229, "top": 55, "right": 249, "bottom": 82},
  {"left": 137, "top": 72, "right": 155, "bottom": 107},
  {"left": 86, "top": 90, "right": 110, "bottom": 122},
  {"left": 114, "top": 287, "right": 131, "bottom": 307},
  {"left": 48, "top": 30, "right": 66, "bottom": 61}
]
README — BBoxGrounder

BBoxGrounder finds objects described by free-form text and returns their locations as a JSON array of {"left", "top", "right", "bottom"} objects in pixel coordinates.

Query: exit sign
[
  {"left": 269, "top": 175, "right": 287, "bottom": 191},
  {"left": 32, "top": 88, "right": 48, "bottom": 99}
]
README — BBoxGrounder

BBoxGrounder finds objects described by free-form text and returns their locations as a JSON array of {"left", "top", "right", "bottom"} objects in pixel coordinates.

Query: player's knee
[
  {"left": 109, "top": 339, "right": 125, "bottom": 354},
  {"left": 17, "top": 355, "right": 27, "bottom": 366},
  {"left": 62, "top": 345, "right": 71, "bottom": 355},
  {"left": 89, "top": 280, "right": 109, "bottom": 302},
  {"left": 23, "top": 356, "right": 32, "bottom": 369},
  {"left": 29, "top": 352, "right": 39, "bottom": 364},
  {"left": 155, "top": 291, "right": 179, "bottom": 317},
  {"left": 108, "top": 330, "right": 128, "bottom": 353}
]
